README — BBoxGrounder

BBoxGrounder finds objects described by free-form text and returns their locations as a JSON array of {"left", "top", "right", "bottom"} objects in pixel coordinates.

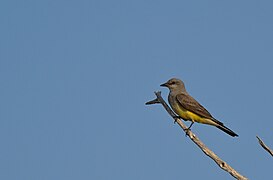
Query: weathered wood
[{"left": 257, "top": 136, "right": 273, "bottom": 157}]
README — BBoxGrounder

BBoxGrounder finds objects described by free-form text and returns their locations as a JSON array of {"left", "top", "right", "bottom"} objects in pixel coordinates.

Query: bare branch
[
  {"left": 145, "top": 98, "right": 160, "bottom": 105},
  {"left": 146, "top": 91, "right": 248, "bottom": 180},
  {"left": 256, "top": 136, "right": 273, "bottom": 157}
]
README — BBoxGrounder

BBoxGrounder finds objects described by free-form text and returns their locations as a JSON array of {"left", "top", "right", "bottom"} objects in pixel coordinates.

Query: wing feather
[{"left": 176, "top": 93, "right": 213, "bottom": 119}]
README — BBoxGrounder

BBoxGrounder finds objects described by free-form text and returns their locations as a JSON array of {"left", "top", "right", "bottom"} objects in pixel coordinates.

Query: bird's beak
[{"left": 160, "top": 82, "right": 168, "bottom": 87}]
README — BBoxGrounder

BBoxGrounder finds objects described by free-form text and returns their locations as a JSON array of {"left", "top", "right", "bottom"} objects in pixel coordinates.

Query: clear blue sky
[{"left": 1, "top": 0, "right": 273, "bottom": 179}]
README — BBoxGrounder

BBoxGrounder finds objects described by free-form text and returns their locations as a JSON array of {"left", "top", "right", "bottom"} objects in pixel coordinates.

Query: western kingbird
[{"left": 161, "top": 78, "right": 238, "bottom": 137}]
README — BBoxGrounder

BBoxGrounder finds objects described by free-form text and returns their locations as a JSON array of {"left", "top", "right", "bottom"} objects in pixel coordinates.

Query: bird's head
[{"left": 160, "top": 78, "right": 186, "bottom": 92}]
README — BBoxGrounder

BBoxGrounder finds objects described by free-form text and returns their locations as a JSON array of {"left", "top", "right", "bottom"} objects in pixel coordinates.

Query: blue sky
[{"left": 1, "top": 0, "right": 273, "bottom": 179}]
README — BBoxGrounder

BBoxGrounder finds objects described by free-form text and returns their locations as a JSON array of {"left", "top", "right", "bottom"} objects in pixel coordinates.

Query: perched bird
[{"left": 161, "top": 78, "right": 238, "bottom": 137}]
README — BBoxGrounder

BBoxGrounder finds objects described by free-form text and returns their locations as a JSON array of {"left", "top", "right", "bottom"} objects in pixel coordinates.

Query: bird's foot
[
  {"left": 184, "top": 122, "right": 194, "bottom": 136},
  {"left": 173, "top": 116, "right": 181, "bottom": 124},
  {"left": 185, "top": 128, "right": 191, "bottom": 137},
  {"left": 184, "top": 127, "right": 191, "bottom": 136}
]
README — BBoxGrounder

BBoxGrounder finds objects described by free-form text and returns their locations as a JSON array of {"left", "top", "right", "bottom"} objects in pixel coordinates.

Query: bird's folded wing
[{"left": 176, "top": 93, "right": 214, "bottom": 119}]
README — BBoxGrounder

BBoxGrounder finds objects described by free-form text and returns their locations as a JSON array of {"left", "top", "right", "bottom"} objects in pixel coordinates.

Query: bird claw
[
  {"left": 173, "top": 116, "right": 181, "bottom": 124},
  {"left": 184, "top": 127, "right": 191, "bottom": 136}
]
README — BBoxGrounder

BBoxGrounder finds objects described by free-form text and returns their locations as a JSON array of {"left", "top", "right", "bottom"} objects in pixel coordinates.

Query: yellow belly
[{"left": 172, "top": 103, "right": 215, "bottom": 125}]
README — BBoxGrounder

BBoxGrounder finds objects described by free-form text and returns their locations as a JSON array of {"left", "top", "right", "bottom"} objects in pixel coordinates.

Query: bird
[{"left": 160, "top": 78, "right": 238, "bottom": 137}]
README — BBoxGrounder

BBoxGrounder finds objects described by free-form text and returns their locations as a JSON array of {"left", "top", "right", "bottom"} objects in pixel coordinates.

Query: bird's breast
[
  {"left": 168, "top": 94, "right": 203, "bottom": 122},
  {"left": 168, "top": 94, "right": 189, "bottom": 120}
]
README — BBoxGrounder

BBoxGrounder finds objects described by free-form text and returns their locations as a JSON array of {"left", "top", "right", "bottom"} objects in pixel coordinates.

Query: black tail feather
[{"left": 216, "top": 125, "right": 238, "bottom": 137}]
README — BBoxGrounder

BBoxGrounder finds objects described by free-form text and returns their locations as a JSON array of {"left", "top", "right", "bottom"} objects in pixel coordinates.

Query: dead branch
[
  {"left": 146, "top": 91, "right": 248, "bottom": 180},
  {"left": 256, "top": 136, "right": 273, "bottom": 157}
]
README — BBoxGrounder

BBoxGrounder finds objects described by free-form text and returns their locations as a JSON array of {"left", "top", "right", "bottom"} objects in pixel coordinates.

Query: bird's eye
[{"left": 170, "top": 81, "right": 175, "bottom": 85}]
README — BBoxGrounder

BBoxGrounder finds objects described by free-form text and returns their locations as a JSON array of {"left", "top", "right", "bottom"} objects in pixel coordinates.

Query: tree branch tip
[
  {"left": 256, "top": 135, "right": 273, "bottom": 157},
  {"left": 145, "top": 97, "right": 160, "bottom": 105}
]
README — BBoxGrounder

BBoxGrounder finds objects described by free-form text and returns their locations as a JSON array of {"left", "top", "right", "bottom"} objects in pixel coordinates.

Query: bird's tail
[{"left": 216, "top": 124, "right": 238, "bottom": 137}]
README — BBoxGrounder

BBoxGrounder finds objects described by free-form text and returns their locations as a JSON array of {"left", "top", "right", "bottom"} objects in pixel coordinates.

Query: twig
[
  {"left": 146, "top": 91, "right": 248, "bottom": 180},
  {"left": 256, "top": 136, "right": 273, "bottom": 157}
]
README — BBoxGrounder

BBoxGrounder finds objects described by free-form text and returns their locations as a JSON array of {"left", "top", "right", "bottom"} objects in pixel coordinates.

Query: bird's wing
[{"left": 176, "top": 93, "right": 214, "bottom": 119}]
